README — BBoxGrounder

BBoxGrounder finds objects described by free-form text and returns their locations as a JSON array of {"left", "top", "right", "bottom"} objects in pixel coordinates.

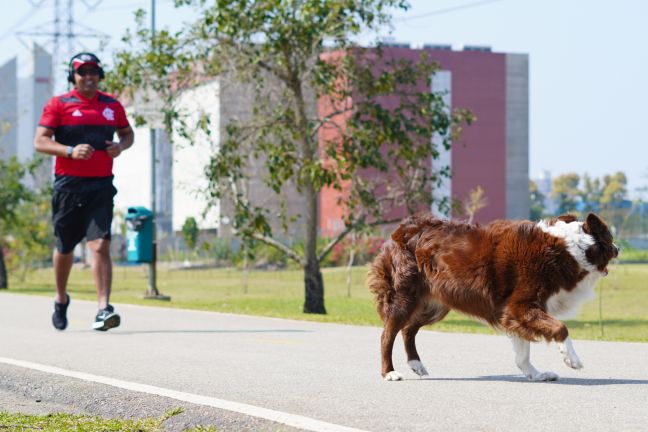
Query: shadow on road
[
  {"left": 90, "top": 329, "right": 314, "bottom": 335},
  {"left": 411, "top": 375, "right": 648, "bottom": 386}
]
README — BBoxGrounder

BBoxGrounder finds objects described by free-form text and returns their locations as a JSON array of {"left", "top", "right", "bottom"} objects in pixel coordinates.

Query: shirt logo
[
  {"left": 102, "top": 107, "right": 115, "bottom": 121},
  {"left": 72, "top": 109, "right": 82, "bottom": 117}
]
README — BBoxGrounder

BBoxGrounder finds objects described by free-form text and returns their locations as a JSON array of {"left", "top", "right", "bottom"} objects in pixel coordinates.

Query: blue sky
[{"left": 2, "top": 0, "right": 647, "bottom": 197}]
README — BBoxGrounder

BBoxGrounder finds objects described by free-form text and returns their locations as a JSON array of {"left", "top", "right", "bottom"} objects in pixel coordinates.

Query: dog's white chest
[{"left": 547, "top": 272, "right": 600, "bottom": 319}]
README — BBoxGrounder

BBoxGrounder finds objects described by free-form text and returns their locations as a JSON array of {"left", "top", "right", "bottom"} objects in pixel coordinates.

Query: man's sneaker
[
  {"left": 92, "top": 304, "right": 120, "bottom": 331},
  {"left": 52, "top": 294, "right": 70, "bottom": 330}
]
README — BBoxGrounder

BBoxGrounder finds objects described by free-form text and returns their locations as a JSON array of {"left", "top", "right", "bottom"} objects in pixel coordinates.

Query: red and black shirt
[{"left": 39, "top": 88, "right": 130, "bottom": 191}]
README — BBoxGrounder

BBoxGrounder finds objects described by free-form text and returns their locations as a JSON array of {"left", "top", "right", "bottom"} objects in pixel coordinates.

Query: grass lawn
[
  {"left": 0, "top": 409, "right": 214, "bottom": 432},
  {"left": 5, "top": 263, "right": 648, "bottom": 342}
]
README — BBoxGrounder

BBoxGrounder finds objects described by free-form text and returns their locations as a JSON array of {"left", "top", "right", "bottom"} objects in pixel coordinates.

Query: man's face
[{"left": 74, "top": 65, "right": 101, "bottom": 93}]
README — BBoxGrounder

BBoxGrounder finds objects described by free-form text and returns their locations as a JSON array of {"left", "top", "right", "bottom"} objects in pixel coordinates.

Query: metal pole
[{"left": 145, "top": 0, "right": 169, "bottom": 300}]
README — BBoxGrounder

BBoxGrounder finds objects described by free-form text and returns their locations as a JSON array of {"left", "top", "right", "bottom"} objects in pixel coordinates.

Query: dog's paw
[
  {"left": 527, "top": 371, "right": 559, "bottom": 382},
  {"left": 408, "top": 360, "right": 429, "bottom": 377},
  {"left": 558, "top": 337, "right": 583, "bottom": 370},
  {"left": 563, "top": 355, "right": 584, "bottom": 370},
  {"left": 383, "top": 371, "right": 403, "bottom": 381}
]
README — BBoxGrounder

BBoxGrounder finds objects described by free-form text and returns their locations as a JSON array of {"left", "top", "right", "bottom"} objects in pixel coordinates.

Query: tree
[
  {"left": 600, "top": 171, "right": 629, "bottom": 232},
  {"left": 4, "top": 186, "right": 54, "bottom": 282},
  {"left": 551, "top": 173, "right": 581, "bottom": 214},
  {"left": 0, "top": 157, "right": 38, "bottom": 288},
  {"left": 108, "top": 0, "right": 472, "bottom": 313},
  {"left": 580, "top": 173, "right": 602, "bottom": 214},
  {"left": 529, "top": 180, "right": 545, "bottom": 220},
  {"left": 181, "top": 216, "right": 199, "bottom": 258}
]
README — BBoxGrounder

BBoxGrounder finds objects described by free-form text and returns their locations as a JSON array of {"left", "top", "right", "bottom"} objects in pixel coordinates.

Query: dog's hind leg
[
  {"left": 510, "top": 335, "right": 558, "bottom": 382},
  {"left": 381, "top": 312, "right": 409, "bottom": 381},
  {"left": 403, "top": 303, "right": 449, "bottom": 378}
]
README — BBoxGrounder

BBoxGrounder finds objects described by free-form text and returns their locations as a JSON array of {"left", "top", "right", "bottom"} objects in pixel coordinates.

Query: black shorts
[{"left": 52, "top": 186, "right": 117, "bottom": 254}]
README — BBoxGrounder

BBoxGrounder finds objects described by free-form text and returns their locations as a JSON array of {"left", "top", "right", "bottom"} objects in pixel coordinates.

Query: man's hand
[
  {"left": 72, "top": 144, "right": 94, "bottom": 160},
  {"left": 105, "top": 141, "right": 123, "bottom": 158}
]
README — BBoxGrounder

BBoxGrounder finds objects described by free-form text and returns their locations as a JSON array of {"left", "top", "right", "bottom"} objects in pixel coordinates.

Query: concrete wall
[
  {"left": 0, "top": 58, "right": 17, "bottom": 160},
  {"left": 218, "top": 72, "right": 314, "bottom": 240},
  {"left": 506, "top": 53, "right": 530, "bottom": 219},
  {"left": 32, "top": 43, "right": 53, "bottom": 189}
]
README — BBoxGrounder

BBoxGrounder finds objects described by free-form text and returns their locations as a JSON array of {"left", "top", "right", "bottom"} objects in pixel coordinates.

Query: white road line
[{"left": 0, "top": 356, "right": 368, "bottom": 432}]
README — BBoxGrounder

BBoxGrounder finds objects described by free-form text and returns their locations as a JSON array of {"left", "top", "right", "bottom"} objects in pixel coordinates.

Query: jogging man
[{"left": 34, "top": 52, "right": 134, "bottom": 331}]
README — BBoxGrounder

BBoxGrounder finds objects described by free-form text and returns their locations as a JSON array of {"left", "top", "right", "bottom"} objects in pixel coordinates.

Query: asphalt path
[{"left": 1, "top": 292, "right": 647, "bottom": 432}]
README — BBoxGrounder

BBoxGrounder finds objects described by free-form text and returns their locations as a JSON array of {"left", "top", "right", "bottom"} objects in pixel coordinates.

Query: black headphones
[{"left": 67, "top": 52, "right": 105, "bottom": 84}]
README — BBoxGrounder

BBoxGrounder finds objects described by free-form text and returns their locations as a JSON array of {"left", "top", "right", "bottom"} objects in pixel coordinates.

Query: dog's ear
[
  {"left": 583, "top": 213, "right": 605, "bottom": 235},
  {"left": 557, "top": 214, "right": 578, "bottom": 224}
]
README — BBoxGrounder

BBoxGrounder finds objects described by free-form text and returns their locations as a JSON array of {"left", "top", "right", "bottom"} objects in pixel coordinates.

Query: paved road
[{"left": 1, "top": 292, "right": 647, "bottom": 432}]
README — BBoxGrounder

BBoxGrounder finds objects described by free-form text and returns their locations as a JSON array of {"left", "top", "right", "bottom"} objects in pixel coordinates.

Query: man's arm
[
  {"left": 105, "top": 126, "right": 134, "bottom": 159},
  {"left": 33, "top": 126, "right": 93, "bottom": 160}
]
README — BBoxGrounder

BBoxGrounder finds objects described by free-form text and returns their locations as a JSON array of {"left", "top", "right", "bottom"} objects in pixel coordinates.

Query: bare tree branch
[{"left": 251, "top": 232, "right": 305, "bottom": 266}]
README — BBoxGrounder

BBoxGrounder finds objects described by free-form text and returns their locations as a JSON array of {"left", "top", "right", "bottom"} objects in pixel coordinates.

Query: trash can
[{"left": 125, "top": 206, "right": 154, "bottom": 263}]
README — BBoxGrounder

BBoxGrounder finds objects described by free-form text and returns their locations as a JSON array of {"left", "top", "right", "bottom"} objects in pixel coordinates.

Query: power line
[{"left": 394, "top": 0, "right": 506, "bottom": 22}]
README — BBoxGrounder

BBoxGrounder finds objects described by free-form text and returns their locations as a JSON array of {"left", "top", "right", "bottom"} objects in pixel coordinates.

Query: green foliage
[
  {"left": 4, "top": 186, "right": 54, "bottom": 280},
  {"left": 551, "top": 172, "right": 581, "bottom": 214},
  {"left": 529, "top": 180, "right": 545, "bottom": 220},
  {"left": 0, "top": 156, "right": 38, "bottom": 224},
  {"left": 108, "top": 0, "right": 473, "bottom": 313},
  {"left": 182, "top": 216, "right": 199, "bottom": 252},
  {"left": 0, "top": 156, "right": 43, "bottom": 288}
]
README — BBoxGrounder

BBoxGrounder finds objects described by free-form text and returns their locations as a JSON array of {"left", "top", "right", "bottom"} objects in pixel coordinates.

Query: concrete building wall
[
  {"left": 218, "top": 72, "right": 315, "bottom": 240},
  {"left": 171, "top": 80, "right": 220, "bottom": 232},
  {"left": 32, "top": 43, "right": 53, "bottom": 188},
  {"left": 431, "top": 70, "right": 452, "bottom": 218},
  {"left": 154, "top": 129, "right": 173, "bottom": 234},
  {"left": 506, "top": 53, "right": 530, "bottom": 219},
  {"left": 0, "top": 57, "right": 18, "bottom": 160}
]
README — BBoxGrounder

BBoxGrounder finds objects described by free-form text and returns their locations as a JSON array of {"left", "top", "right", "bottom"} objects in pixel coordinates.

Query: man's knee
[{"left": 88, "top": 239, "right": 111, "bottom": 255}]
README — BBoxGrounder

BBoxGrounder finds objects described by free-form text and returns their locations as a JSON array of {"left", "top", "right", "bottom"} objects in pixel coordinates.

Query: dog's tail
[{"left": 367, "top": 241, "right": 396, "bottom": 322}]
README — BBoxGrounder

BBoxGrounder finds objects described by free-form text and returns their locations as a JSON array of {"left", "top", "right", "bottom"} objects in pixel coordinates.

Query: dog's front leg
[
  {"left": 557, "top": 336, "right": 584, "bottom": 370},
  {"left": 510, "top": 336, "right": 558, "bottom": 382}
]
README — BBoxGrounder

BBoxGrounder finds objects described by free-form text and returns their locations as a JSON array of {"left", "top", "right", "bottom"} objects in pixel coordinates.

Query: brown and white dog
[{"left": 368, "top": 213, "right": 618, "bottom": 381}]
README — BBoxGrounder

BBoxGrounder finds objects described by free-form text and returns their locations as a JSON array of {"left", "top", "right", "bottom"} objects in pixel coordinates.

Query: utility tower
[{"left": 17, "top": 0, "right": 109, "bottom": 92}]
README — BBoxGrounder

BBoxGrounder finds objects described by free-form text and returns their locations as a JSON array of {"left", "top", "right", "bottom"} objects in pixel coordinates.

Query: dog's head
[{"left": 582, "top": 213, "right": 619, "bottom": 276}]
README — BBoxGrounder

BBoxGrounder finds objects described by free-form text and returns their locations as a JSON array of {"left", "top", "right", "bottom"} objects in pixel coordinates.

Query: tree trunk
[
  {"left": 302, "top": 183, "right": 326, "bottom": 314},
  {"left": 0, "top": 245, "right": 8, "bottom": 289},
  {"left": 303, "top": 260, "right": 325, "bottom": 314}
]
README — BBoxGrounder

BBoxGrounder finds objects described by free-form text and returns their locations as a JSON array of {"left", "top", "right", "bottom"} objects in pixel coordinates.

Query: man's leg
[
  {"left": 87, "top": 238, "right": 112, "bottom": 309},
  {"left": 53, "top": 250, "right": 74, "bottom": 304}
]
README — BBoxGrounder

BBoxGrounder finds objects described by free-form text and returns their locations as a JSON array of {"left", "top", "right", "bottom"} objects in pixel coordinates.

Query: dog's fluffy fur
[{"left": 368, "top": 213, "right": 618, "bottom": 381}]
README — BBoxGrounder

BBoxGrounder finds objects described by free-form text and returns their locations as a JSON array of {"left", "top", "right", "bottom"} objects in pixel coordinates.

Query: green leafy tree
[
  {"left": 0, "top": 157, "right": 38, "bottom": 288},
  {"left": 551, "top": 173, "right": 581, "bottom": 214},
  {"left": 529, "top": 180, "right": 545, "bottom": 220},
  {"left": 580, "top": 173, "right": 602, "bottom": 214},
  {"left": 600, "top": 172, "right": 628, "bottom": 208},
  {"left": 600, "top": 171, "right": 629, "bottom": 232},
  {"left": 5, "top": 186, "right": 54, "bottom": 281},
  {"left": 107, "top": 0, "right": 472, "bottom": 313},
  {"left": 181, "top": 216, "right": 199, "bottom": 257}
]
